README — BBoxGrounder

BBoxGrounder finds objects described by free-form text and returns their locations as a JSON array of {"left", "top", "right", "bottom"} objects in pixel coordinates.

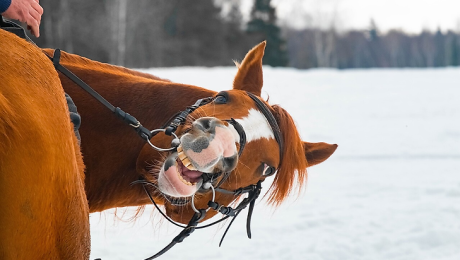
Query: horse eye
[
  {"left": 214, "top": 92, "right": 228, "bottom": 104},
  {"left": 262, "top": 164, "right": 276, "bottom": 176},
  {"left": 215, "top": 95, "right": 227, "bottom": 104}
]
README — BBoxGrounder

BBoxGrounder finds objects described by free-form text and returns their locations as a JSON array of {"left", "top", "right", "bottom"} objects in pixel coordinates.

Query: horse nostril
[
  {"left": 195, "top": 117, "right": 214, "bottom": 132},
  {"left": 222, "top": 155, "right": 237, "bottom": 172}
]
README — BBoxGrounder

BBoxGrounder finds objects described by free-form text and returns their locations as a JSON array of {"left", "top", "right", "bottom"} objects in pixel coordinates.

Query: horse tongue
[{"left": 180, "top": 163, "right": 202, "bottom": 183}]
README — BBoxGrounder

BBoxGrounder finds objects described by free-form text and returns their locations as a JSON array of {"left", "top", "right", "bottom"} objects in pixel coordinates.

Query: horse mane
[
  {"left": 266, "top": 105, "right": 308, "bottom": 206},
  {"left": 42, "top": 49, "right": 170, "bottom": 82}
]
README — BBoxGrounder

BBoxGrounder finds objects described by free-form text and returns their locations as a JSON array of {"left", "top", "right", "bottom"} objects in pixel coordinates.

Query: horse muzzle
[{"left": 157, "top": 117, "right": 239, "bottom": 198}]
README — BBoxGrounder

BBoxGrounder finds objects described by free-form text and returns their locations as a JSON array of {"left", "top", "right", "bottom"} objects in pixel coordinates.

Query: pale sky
[{"left": 241, "top": 0, "right": 460, "bottom": 33}]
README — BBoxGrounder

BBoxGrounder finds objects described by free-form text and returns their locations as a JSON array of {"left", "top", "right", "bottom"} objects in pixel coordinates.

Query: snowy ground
[{"left": 90, "top": 67, "right": 460, "bottom": 260}]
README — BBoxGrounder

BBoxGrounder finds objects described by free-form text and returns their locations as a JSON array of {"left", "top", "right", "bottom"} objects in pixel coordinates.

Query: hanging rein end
[
  {"left": 246, "top": 180, "right": 262, "bottom": 239},
  {"left": 145, "top": 209, "right": 207, "bottom": 260}
]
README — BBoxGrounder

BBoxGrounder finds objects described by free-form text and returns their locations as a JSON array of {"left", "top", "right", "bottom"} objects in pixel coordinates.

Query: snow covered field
[{"left": 90, "top": 67, "right": 460, "bottom": 260}]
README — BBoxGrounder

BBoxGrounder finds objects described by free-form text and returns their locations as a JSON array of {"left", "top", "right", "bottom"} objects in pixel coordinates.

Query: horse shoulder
[{"left": 0, "top": 32, "right": 89, "bottom": 259}]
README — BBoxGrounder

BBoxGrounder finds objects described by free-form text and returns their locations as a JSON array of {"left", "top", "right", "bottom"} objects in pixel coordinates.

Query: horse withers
[{"left": 0, "top": 31, "right": 90, "bottom": 259}]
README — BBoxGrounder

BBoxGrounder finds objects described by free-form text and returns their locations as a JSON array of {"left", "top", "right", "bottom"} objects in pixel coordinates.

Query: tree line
[
  {"left": 32, "top": 0, "right": 460, "bottom": 69},
  {"left": 35, "top": 0, "right": 259, "bottom": 67},
  {"left": 285, "top": 26, "right": 460, "bottom": 69}
]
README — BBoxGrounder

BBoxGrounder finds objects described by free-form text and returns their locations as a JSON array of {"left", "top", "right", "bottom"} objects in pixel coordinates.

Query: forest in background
[{"left": 30, "top": 0, "right": 460, "bottom": 69}]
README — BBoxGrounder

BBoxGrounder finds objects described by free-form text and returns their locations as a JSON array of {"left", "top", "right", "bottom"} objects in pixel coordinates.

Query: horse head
[{"left": 136, "top": 42, "right": 337, "bottom": 223}]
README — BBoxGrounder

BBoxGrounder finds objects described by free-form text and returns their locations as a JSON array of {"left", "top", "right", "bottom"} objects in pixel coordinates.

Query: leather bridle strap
[
  {"left": 50, "top": 49, "right": 154, "bottom": 141},
  {"left": 164, "top": 97, "right": 214, "bottom": 136},
  {"left": 246, "top": 92, "right": 284, "bottom": 162},
  {"left": 225, "top": 118, "right": 247, "bottom": 157}
]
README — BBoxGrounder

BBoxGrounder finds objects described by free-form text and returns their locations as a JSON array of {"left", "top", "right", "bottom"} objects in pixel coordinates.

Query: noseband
[{"left": 138, "top": 91, "right": 284, "bottom": 259}]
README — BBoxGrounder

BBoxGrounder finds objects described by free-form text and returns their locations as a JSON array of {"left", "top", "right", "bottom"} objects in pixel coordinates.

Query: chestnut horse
[
  {"left": 2, "top": 29, "right": 336, "bottom": 258},
  {"left": 42, "top": 42, "right": 337, "bottom": 226},
  {"left": 0, "top": 31, "right": 89, "bottom": 258}
]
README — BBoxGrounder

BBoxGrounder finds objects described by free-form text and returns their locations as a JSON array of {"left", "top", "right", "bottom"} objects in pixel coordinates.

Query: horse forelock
[{"left": 266, "top": 105, "right": 308, "bottom": 206}]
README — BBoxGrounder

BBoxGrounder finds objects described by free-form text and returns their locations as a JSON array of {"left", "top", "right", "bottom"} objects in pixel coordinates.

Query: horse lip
[{"left": 163, "top": 194, "right": 189, "bottom": 206}]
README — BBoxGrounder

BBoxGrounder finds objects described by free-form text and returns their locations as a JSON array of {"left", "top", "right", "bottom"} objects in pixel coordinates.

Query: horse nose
[{"left": 194, "top": 117, "right": 217, "bottom": 133}]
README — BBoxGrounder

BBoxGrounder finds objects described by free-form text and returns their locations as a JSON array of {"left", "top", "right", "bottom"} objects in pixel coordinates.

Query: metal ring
[
  {"left": 146, "top": 129, "right": 180, "bottom": 152},
  {"left": 191, "top": 184, "right": 216, "bottom": 213}
]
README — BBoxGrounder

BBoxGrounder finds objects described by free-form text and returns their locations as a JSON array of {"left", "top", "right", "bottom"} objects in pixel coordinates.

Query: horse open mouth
[
  {"left": 157, "top": 119, "right": 239, "bottom": 199},
  {"left": 157, "top": 152, "right": 203, "bottom": 198},
  {"left": 158, "top": 154, "right": 222, "bottom": 206},
  {"left": 175, "top": 156, "right": 202, "bottom": 186}
]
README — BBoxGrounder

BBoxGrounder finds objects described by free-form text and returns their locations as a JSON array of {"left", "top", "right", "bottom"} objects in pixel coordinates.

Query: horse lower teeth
[{"left": 176, "top": 168, "right": 194, "bottom": 186}]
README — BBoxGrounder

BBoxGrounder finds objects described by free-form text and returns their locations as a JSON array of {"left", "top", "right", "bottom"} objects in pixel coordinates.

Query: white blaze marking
[{"left": 228, "top": 108, "right": 274, "bottom": 144}]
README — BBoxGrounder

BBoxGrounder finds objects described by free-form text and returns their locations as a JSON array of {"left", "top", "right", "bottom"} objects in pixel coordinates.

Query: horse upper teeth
[
  {"left": 178, "top": 150, "right": 187, "bottom": 161},
  {"left": 178, "top": 149, "right": 198, "bottom": 171},
  {"left": 185, "top": 163, "right": 197, "bottom": 171},
  {"left": 181, "top": 157, "right": 192, "bottom": 167}
]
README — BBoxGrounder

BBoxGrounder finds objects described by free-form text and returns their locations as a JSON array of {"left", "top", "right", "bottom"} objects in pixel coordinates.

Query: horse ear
[
  {"left": 233, "top": 41, "right": 266, "bottom": 96},
  {"left": 304, "top": 142, "right": 338, "bottom": 167}
]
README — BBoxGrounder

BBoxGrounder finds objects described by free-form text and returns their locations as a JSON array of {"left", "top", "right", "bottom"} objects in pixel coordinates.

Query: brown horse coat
[{"left": 0, "top": 31, "right": 89, "bottom": 259}]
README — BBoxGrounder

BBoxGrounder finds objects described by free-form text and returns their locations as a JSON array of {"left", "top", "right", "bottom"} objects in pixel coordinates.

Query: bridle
[
  {"left": 31, "top": 46, "right": 285, "bottom": 259},
  {"left": 49, "top": 47, "right": 285, "bottom": 259},
  {"left": 136, "top": 91, "right": 284, "bottom": 259}
]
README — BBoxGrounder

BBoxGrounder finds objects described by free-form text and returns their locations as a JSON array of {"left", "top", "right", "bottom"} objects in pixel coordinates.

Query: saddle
[{"left": 0, "top": 16, "right": 82, "bottom": 143}]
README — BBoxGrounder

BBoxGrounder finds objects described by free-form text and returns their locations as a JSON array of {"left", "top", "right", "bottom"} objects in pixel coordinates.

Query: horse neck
[{"left": 57, "top": 53, "right": 215, "bottom": 212}]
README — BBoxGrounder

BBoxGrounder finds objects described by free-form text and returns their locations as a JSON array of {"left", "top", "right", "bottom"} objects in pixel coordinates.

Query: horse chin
[{"left": 157, "top": 153, "right": 204, "bottom": 198}]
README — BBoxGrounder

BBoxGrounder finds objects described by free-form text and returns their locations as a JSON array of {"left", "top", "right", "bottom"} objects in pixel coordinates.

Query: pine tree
[
  {"left": 246, "top": 0, "right": 288, "bottom": 66},
  {"left": 451, "top": 35, "right": 459, "bottom": 66},
  {"left": 368, "top": 19, "right": 379, "bottom": 42}
]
